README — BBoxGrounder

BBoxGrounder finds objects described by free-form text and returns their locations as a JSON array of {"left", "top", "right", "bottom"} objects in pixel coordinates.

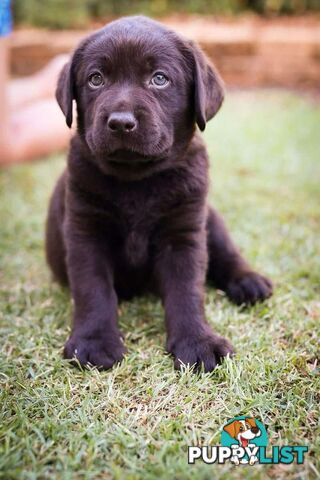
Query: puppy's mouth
[
  {"left": 239, "top": 436, "right": 249, "bottom": 448},
  {"left": 107, "top": 149, "right": 163, "bottom": 167}
]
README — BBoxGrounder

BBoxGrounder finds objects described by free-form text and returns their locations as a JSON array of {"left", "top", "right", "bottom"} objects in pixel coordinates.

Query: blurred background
[
  {"left": 12, "top": 0, "right": 320, "bottom": 27},
  {"left": 9, "top": 0, "right": 320, "bottom": 90}
]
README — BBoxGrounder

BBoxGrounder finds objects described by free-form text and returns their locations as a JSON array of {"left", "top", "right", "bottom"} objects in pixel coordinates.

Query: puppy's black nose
[
  {"left": 251, "top": 427, "right": 259, "bottom": 434},
  {"left": 107, "top": 112, "right": 137, "bottom": 133}
]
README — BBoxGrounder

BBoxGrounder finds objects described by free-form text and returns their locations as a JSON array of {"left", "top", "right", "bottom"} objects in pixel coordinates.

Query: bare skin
[{"left": 0, "top": 37, "right": 72, "bottom": 165}]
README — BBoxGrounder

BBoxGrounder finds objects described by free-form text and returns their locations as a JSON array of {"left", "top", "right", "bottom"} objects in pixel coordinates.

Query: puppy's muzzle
[{"left": 107, "top": 149, "right": 158, "bottom": 165}]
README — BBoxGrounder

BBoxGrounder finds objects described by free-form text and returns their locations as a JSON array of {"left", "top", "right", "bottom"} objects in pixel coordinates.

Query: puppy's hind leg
[
  {"left": 45, "top": 173, "right": 68, "bottom": 286},
  {"left": 206, "top": 207, "right": 272, "bottom": 305}
]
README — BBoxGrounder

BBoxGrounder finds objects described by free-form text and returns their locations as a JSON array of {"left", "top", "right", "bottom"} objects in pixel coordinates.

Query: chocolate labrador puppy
[{"left": 46, "top": 16, "right": 272, "bottom": 372}]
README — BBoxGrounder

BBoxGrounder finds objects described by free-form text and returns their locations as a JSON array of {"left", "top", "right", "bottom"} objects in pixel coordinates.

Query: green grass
[
  {"left": 0, "top": 90, "right": 319, "bottom": 480},
  {"left": 13, "top": 1, "right": 318, "bottom": 30}
]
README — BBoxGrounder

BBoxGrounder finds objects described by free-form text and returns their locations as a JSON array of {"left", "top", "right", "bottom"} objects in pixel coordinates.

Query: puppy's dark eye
[
  {"left": 88, "top": 73, "right": 104, "bottom": 88},
  {"left": 150, "top": 72, "right": 169, "bottom": 88}
]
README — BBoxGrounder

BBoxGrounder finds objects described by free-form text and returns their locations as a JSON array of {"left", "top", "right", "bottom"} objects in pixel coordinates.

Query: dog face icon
[
  {"left": 223, "top": 417, "right": 262, "bottom": 465},
  {"left": 223, "top": 417, "right": 261, "bottom": 448}
]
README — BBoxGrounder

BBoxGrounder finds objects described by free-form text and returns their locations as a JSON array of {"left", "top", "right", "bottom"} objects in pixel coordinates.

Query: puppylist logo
[{"left": 188, "top": 415, "right": 308, "bottom": 466}]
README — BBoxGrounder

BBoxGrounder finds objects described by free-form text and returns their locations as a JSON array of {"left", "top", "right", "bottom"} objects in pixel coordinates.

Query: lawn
[{"left": 0, "top": 91, "right": 319, "bottom": 480}]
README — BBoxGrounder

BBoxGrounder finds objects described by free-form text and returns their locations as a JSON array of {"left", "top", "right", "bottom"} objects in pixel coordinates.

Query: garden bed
[{"left": 10, "top": 15, "right": 320, "bottom": 89}]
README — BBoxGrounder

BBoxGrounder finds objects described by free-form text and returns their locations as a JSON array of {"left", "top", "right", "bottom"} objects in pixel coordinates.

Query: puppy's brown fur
[{"left": 46, "top": 16, "right": 272, "bottom": 372}]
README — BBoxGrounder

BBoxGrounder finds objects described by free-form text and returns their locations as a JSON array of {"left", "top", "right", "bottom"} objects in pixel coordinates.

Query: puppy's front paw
[
  {"left": 226, "top": 271, "right": 272, "bottom": 306},
  {"left": 167, "top": 331, "right": 234, "bottom": 373},
  {"left": 64, "top": 332, "right": 126, "bottom": 370}
]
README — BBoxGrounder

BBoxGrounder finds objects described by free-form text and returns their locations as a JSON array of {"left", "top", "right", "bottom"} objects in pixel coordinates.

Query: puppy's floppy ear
[
  {"left": 56, "top": 61, "right": 74, "bottom": 128},
  {"left": 223, "top": 420, "right": 238, "bottom": 439},
  {"left": 246, "top": 417, "right": 257, "bottom": 428},
  {"left": 190, "top": 42, "right": 224, "bottom": 131}
]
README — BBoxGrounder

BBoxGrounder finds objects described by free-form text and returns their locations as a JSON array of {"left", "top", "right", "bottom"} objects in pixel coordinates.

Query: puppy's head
[
  {"left": 223, "top": 418, "right": 261, "bottom": 447},
  {"left": 56, "top": 16, "right": 224, "bottom": 178}
]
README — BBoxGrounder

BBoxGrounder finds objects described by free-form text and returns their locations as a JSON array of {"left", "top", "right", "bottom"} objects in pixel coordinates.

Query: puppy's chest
[
  {"left": 111, "top": 188, "right": 160, "bottom": 267},
  {"left": 102, "top": 173, "right": 191, "bottom": 267}
]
